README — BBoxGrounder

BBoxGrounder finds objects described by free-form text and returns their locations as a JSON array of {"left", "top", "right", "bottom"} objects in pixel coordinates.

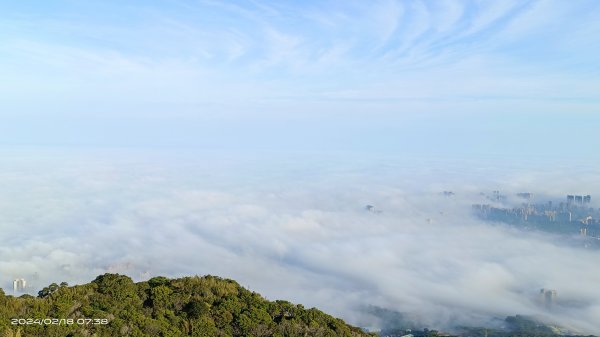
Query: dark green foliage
[
  {"left": 504, "top": 315, "right": 555, "bottom": 335},
  {"left": 148, "top": 276, "right": 170, "bottom": 288},
  {"left": 0, "top": 274, "right": 372, "bottom": 337},
  {"left": 184, "top": 300, "right": 209, "bottom": 319}
]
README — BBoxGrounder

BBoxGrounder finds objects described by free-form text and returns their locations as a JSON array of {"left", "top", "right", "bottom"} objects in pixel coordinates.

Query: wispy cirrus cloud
[{"left": 0, "top": 1, "right": 599, "bottom": 153}]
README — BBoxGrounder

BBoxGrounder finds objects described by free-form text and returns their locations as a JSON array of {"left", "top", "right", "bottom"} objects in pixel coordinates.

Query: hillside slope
[{"left": 0, "top": 274, "right": 373, "bottom": 337}]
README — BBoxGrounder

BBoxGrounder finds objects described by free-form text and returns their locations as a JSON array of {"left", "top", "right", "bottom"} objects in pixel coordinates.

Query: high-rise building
[
  {"left": 492, "top": 190, "right": 501, "bottom": 201},
  {"left": 13, "top": 278, "right": 26, "bottom": 292},
  {"left": 540, "top": 288, "right": 557, "bottom": 307},
  {"left": 567, "top": 195, "right": 575, "bottom": 204},
  {"left": 575, "top": 195, "right": 583, "bottom": 204},
  {"left": 584, "top": 195, "right": 591, "bottom": 204}
]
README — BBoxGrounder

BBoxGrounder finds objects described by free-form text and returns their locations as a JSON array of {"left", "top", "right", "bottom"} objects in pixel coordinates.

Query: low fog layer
[{"left": 1, "top": 150, "right": 599, "bottom": 333}]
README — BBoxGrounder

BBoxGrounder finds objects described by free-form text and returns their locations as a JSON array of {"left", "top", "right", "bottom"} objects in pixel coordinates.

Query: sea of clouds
[{"left": 1, "top": 149, "right": 599, "bottom": 334}]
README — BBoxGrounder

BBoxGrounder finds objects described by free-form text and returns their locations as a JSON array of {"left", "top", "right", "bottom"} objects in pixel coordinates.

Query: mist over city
[
  {"left": 1, "top": 1, "right": 599, "bottom": 336},
  {"left": 1, "top": 150, "right": 599, "bottom": 334}
]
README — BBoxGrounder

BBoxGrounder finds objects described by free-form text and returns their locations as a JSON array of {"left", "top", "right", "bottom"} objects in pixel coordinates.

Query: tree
[
  {"left": 185, "top": 300, "right": 209, "bottom": 319},
  {"left": 0, "top": 274, "right": 373, "bottom": 337}
]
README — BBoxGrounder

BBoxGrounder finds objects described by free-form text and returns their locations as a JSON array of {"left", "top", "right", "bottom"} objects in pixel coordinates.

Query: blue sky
[{"left": 1, "top": 0, "right": 599, "bottom": 157}]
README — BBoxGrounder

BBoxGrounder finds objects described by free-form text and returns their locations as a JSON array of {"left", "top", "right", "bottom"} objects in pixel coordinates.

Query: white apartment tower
[{"left": 13, "top": 278, "right": 26, "bottom": 292}]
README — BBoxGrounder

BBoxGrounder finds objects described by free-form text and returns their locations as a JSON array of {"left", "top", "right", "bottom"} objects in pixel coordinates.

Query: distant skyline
[{"left": 1, "top": 0, "right": 599, "bottom": 157}]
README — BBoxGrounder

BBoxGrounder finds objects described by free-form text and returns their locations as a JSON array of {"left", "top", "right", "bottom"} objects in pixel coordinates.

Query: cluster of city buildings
[{"left": 472, "top": 193, "right": 599, "bottom": 240}]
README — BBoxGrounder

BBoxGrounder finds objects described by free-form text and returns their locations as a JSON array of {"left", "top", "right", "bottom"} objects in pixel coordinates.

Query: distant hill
[
  {"left": 0, "top": 274, "right": 374, "bottom": 337},
  {"left": 365, "top": 305, "right": 597, "bottom": 337}
]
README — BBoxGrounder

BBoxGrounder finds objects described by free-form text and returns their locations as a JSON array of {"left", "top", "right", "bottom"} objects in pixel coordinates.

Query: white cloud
[{"left": 1, "top": 150, "right": 600, "bottom": 334}]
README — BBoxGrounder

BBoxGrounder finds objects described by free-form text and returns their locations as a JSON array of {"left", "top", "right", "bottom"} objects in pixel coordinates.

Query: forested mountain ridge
[{"left": 0, "top": 274, "right": 374, "bottom": 337}]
